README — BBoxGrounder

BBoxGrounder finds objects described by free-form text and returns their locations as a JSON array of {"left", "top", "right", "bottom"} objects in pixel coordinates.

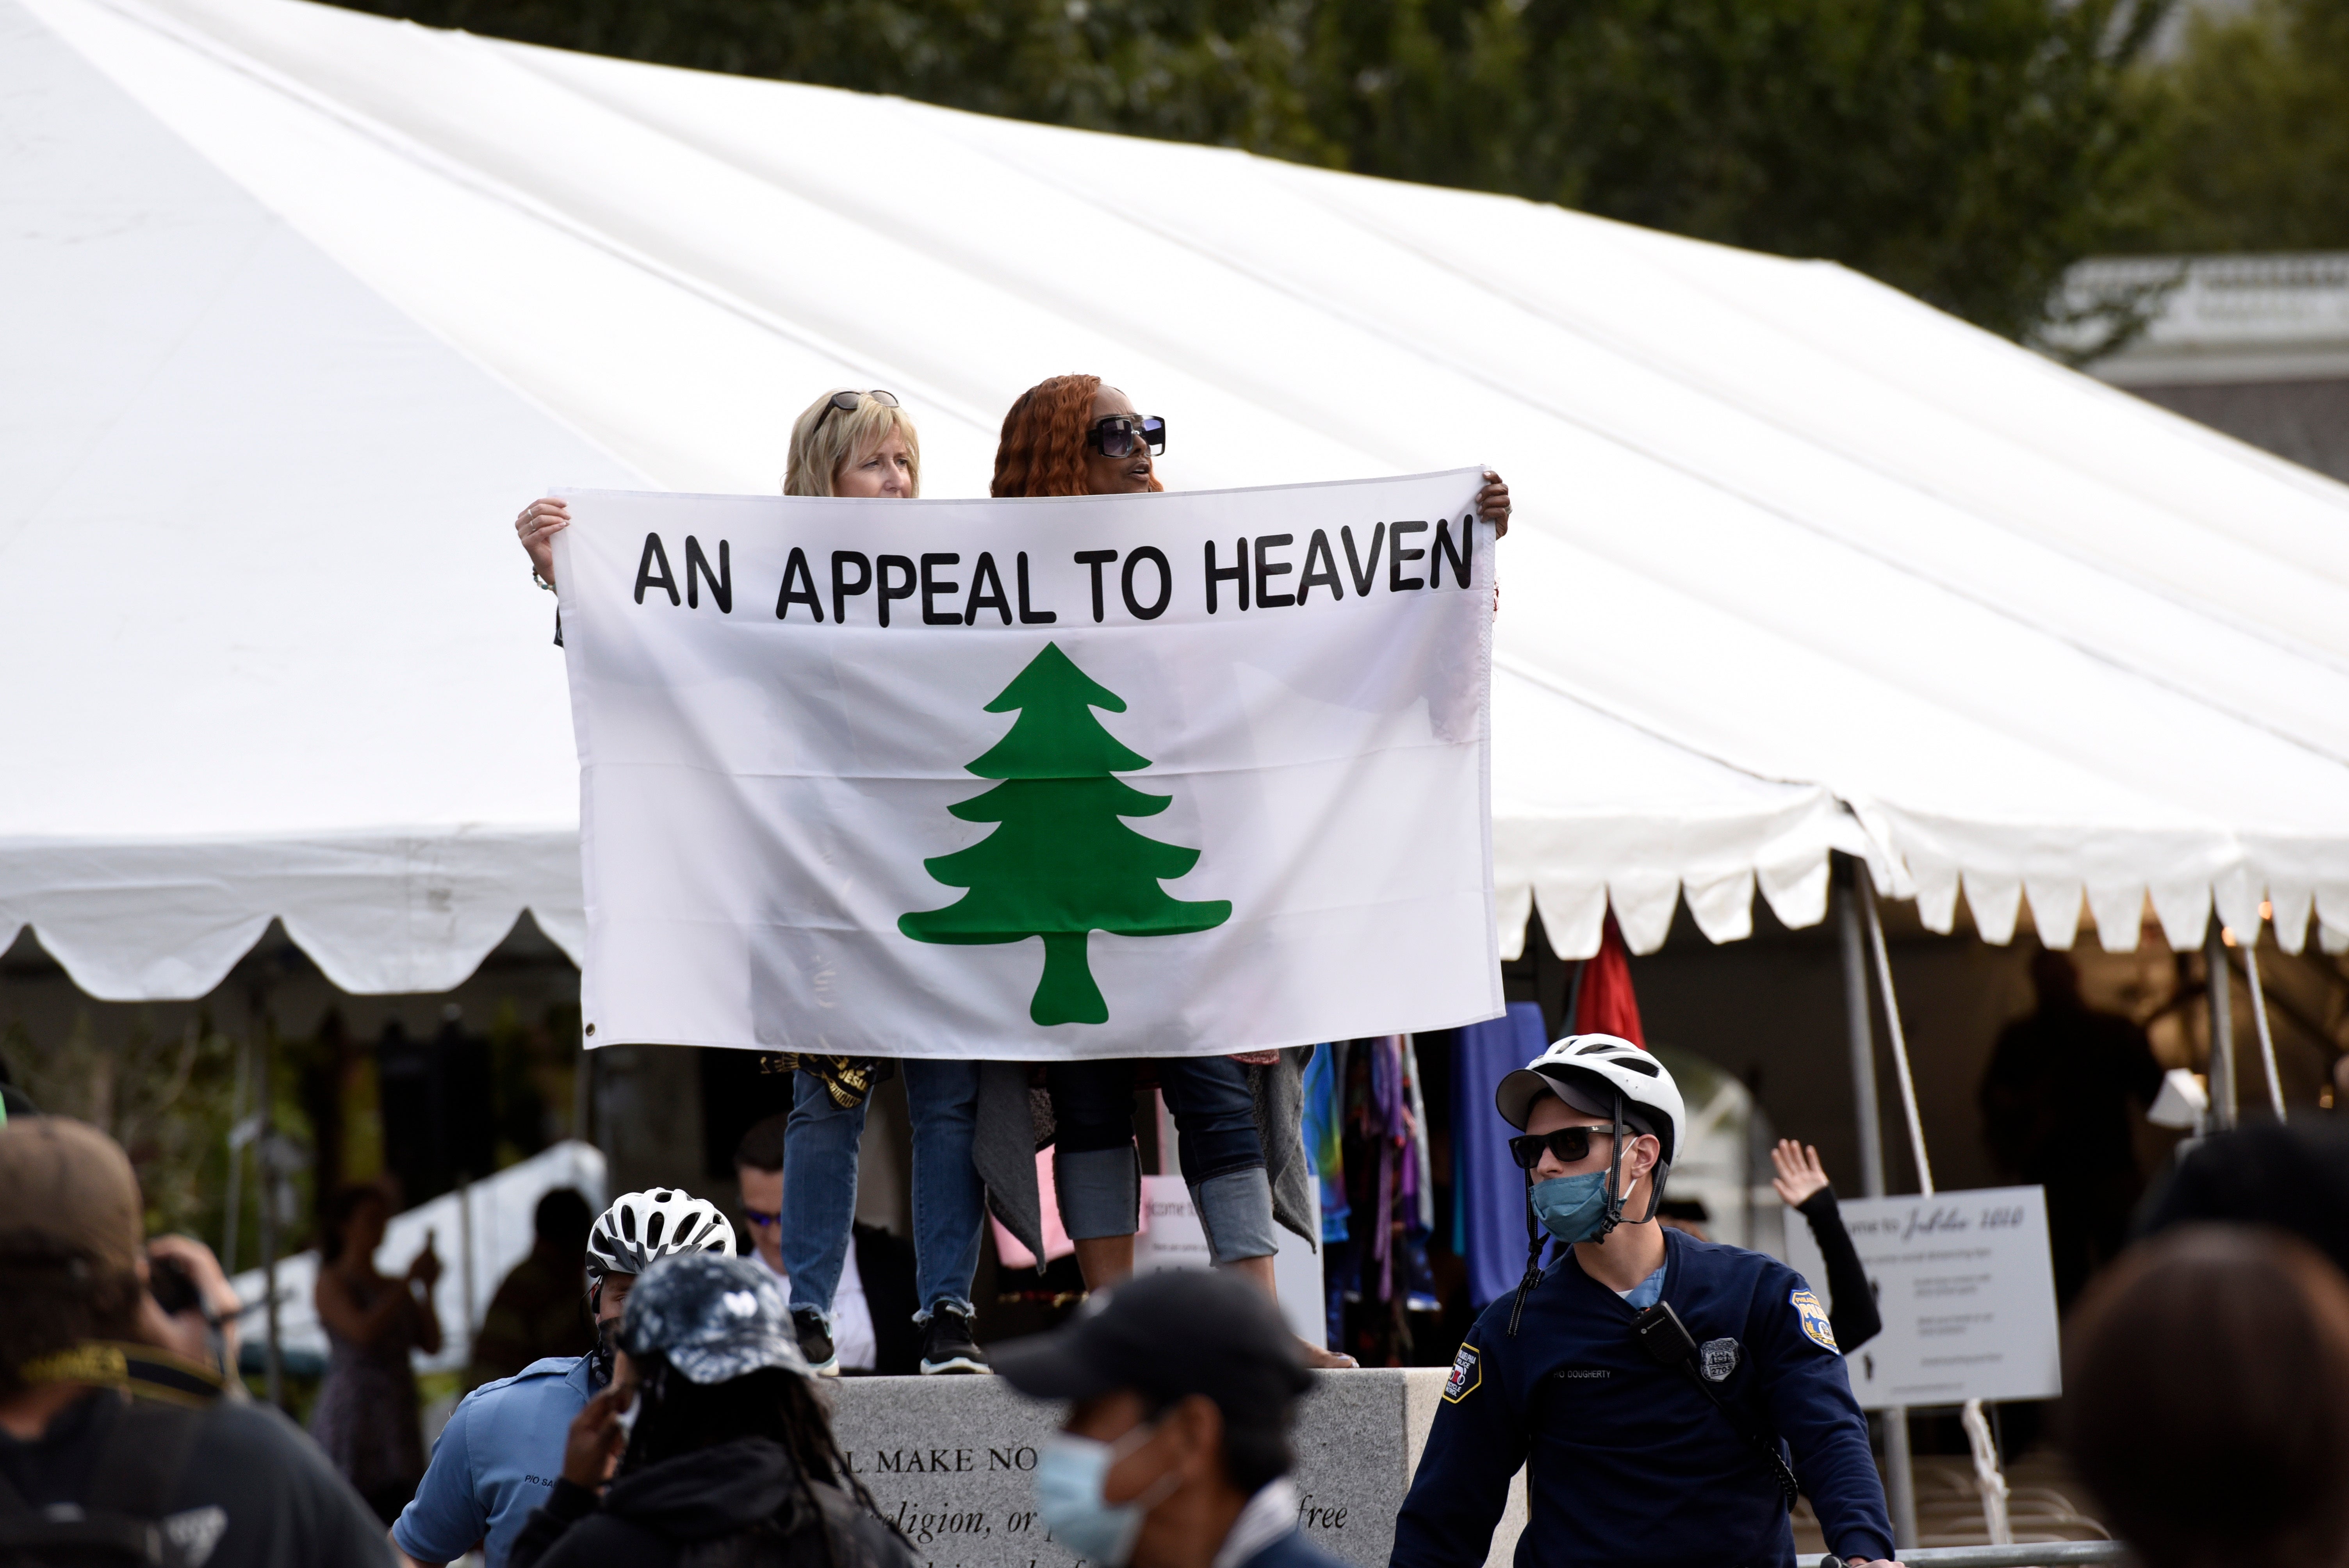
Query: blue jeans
[
  {"left": 780, "top": 1059, "right": 983, "bottom": 1324},
  {"left": 1046, "top": 1056, "right": 1277, "bottom": 1263}
]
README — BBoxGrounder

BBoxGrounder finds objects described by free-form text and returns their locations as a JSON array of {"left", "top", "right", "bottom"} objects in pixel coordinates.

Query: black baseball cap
[{"left": 994, "top": 1269, "right": 1314, "bottom": 1413}]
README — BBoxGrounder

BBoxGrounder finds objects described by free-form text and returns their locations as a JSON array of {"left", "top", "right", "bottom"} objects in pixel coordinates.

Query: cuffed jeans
[
  {"left": 1046, "top": 1056, "right": 1279, "bottom": 1264},
  {"left": 780, "top": 1059, "right": 984, "bottom": 1324}
]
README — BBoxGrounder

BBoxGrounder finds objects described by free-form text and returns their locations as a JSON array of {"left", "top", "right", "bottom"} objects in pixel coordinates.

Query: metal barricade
[{"left": 1823, "top": 1545, "right": 2127, "bottom": 1568}]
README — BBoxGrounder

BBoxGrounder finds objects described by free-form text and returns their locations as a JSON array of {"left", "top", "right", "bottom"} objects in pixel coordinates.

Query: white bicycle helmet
[
  {"left": 586, "top": 1187, "right": 737, "bottom": 1279},
  {"left": 1496, "top": 1033, "right": 1686, "bottom": 1167}
]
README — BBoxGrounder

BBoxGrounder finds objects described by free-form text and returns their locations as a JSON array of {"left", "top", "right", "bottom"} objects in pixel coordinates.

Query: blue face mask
[
  {"left": 1035, "top": 1427, "right": 1175, "bottom": 1567},
  {"left": 1531, "top": 1171, "right": 1615, "bottom": 1245}
]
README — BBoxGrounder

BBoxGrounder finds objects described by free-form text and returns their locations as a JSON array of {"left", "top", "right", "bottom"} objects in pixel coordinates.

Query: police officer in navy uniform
[{"left": 1391, "top": 1036, "right": 1905, "bottom": 1568}]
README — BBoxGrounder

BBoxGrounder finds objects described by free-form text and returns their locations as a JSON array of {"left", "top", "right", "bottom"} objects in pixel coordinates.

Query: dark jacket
[
  {"left": 1392, "top": 1228, "right": 1892, "bottom": 1568},
  {"left": 1794, "top": 1187, "right": 1882, "bottom": 1352},
  {"left": 510, "top": 1436, "right": 909, "bottom": 1568},
  {"left": 0, "top": 1376, "right": 390, "bottom": 1568}
]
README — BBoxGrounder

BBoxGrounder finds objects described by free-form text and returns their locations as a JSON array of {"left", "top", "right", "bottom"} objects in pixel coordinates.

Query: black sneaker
[
  {"left": 792, "top": 1307, "right": 840, "bottom": 1377},
  {"left": 919, "top": 1305, "right": 990, "bottom": 1375}
]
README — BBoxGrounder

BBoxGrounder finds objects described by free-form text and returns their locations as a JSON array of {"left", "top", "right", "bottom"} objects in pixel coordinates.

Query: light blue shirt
[
  {"left": 1618, "top": 1264, "right": 1667, "bottom": 1310},
  {"left": 392, "top": 1354, "right": 593, "bottom": 1568}
]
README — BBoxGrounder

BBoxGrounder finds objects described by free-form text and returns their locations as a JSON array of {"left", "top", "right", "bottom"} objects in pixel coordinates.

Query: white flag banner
[{"left": 556, "top": 470, "right": 1501, "bottom": 1059}]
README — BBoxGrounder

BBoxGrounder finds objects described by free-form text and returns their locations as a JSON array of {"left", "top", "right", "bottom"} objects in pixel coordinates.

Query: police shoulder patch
[
  {"left": 1790, "top": 1288, "right": 1838, "bottom": 1354},
  {"left": 1444, "top": 1343, "right": 1483, "bottom": 1402}
]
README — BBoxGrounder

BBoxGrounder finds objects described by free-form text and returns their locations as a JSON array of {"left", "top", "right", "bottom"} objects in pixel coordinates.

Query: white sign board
[{"left": 1783, "top": 1185, "right": 2060, "bottom": 1409}]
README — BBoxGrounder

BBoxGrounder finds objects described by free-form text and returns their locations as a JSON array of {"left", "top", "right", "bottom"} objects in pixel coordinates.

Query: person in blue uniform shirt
[
  {"left": 390, "top": 1187, "right": 738, "bottom": 1568},
  {"left": 1391, "top": 1035, "right": 1905, "bottom": 1568}
]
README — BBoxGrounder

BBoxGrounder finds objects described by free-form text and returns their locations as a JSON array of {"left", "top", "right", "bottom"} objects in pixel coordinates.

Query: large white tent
[{"left": 7, "top": 0, "right": 2348, "bottom": 1004}]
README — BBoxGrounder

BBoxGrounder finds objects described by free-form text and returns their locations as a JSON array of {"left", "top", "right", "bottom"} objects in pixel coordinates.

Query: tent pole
[
  {"left": 1838, "top": 869, "right": 1887, "bottom": 1197},
  {"left": 256, "top": 989, "right": 283, "bottom": 1410},
  {"left": 1838, "top": 863, "right": 1914, "bottom": 1549},
  {"left": 1859, "top": 872, "right": 1933, "bottom": 1195},
  {"left": 222, "top": 1034, "right": 250, "bottom": 1275},
  {"left": 2204, "top": 925, "right": 2237, "bottom": 1131},
  {"left": 2242, "top": 940, "right": 2286, "bottom": 1123},
  {"left": 1863, "top": 873, "right": 2014, "bottom": 1545}
]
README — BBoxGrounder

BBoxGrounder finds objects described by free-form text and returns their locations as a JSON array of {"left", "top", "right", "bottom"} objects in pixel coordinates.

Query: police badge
[
  {"left": 1443, "top": 1343, "right": 1482, "bottom": 1402},
  {"left": 1790, "top": 1287, "right": 1839, "bottom": 1352},
  {"left": 1699, "top": 1336, "right": 1740, "bottom": 1383}
]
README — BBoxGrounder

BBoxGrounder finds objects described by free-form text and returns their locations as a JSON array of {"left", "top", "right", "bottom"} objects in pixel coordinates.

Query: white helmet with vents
[
  {"left": 585, "top": 1187, "right": 737, "bottom": 1279},
  {"left": 1496, "top": 1033, "right": 1686, "bottom": 1168}
]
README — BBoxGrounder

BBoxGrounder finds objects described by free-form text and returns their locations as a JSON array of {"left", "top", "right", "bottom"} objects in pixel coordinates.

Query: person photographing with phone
[
  {"left": 312, "top": 1185, "right": 445, "bottom": 1524},
  {"left": 1388, "top": 1036, "right": 1902, "bottom": 1568}
]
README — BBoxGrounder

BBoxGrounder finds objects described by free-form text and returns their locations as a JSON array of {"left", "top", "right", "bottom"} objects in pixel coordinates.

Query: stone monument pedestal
[{"left": 828, "top": 1369, "right": 1525, "bottom": 1568}]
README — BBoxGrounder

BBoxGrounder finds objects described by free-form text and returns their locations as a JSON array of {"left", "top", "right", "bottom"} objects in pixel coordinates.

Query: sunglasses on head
[
  {"left": 1086, "top": 414, "right": 1166, "bottom": 459},
  {"left": 741, "top": 1206, "right": 781, "bottom": 1229},
  {"left": 813, "top": 389, "right": 900, "bottom": 432},
  {"left": 1508, "top": 1125, "right": 1616, "bottom": 1170}
]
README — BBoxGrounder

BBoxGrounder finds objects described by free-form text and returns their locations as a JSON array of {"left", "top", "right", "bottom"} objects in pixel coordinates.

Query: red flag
[{"left": 1572, "top": 912, "right": 1646, "bottom": 1046}]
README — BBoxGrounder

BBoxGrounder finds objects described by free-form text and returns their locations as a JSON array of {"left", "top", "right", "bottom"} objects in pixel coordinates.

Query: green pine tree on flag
[{"left": 898, "top": 642, "right": 1232, "bottom": 1026}]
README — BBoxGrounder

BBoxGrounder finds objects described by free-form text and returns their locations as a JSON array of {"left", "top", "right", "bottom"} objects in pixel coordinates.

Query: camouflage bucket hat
[{"left": 618, "top": 1251, "right": 808, "bottom": 1384}]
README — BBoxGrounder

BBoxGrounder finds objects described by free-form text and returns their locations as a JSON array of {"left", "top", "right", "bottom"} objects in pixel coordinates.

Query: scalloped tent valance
[{"left": 5, "top": 0, "right": 2346, "bottom": 1001}]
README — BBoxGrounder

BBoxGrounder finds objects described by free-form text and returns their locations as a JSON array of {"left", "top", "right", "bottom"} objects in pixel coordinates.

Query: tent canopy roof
[{"left": 7, "top": 0, "right": 2347, "bottom": 1001}]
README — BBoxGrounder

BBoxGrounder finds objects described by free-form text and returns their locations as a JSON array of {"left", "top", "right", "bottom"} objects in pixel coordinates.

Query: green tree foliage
[
  {"left": 900, "top": 642, "right": 1230, "bottom": 1026},
  {"left": 2123, "top": 0, "right": 2349, "bottom": 253},
  {"left": 330, "top": 0, "right": 2172, "bottom": 340}
]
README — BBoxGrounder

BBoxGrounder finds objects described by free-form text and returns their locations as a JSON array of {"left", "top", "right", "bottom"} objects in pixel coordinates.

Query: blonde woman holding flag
[{"left": 508, "top": 389, "right": 994, "bottom": 1380}]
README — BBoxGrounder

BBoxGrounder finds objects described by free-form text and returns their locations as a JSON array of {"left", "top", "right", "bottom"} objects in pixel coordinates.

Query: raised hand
[
  {"left": 1477, "top": 470, "right": 1511, "bottom": 539},
  {"left": 516, "top": 497, "right": 570, "bottom": 586},
  {"left": 1770, "top": 1140, "right": 1832, "bottom": 1208}
]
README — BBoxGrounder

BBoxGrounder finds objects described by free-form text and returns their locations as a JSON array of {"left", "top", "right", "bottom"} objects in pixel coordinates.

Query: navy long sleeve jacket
[{"left": 1391, "top": 1228, "right": 1893, "bottom": 1568}]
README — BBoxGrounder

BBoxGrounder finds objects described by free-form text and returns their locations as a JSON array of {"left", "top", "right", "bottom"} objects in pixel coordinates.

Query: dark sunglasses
[
  {"left": 741, "top": 1206, "right": 781, "bottom": 1229},
  {"left": 1508, "top": 1126, "right": 1615, "bottom": 1170},
  {"left": 1086, "top": 414, "right": 1166, "bottom": 458},
  {"left": 812, "top": 389, "right": 900, "bottom": 432}
]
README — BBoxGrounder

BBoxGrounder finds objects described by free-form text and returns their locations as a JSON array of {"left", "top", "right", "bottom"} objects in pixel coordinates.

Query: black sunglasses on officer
[
  {"left": 1086, "top": 413, "right": 1167, "bottom": 458},
  {"left": 1507, "top": 1124, "right": 1620, "bottom": 1170}
]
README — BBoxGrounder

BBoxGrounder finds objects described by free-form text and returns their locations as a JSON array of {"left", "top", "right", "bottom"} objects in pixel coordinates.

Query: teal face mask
[{"left": 1530, "top": 1171, "right": 1613, "bottom": 1245}]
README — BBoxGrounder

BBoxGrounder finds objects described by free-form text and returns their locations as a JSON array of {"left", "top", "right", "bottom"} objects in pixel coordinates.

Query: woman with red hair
[
  {"left": 991, "top": 373, "right": 1511, "bottom": 524},
  {"left": 991, "top": 374, "right": 1509, "bottom": 1367}
]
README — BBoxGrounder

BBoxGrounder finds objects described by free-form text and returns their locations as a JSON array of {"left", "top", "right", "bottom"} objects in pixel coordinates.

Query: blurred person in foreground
[
  {"left": 511, "top": 1251, "right": 909, "bottom": 1568},
  {"left": 469, "top": 1188, "right": 599, "bottom": 1389},
  {"left": 394, "top": 1187, "right": 738, "bottom": 1568},
  {"left": 993, "top": 1268, "right": 1339, "bottom": 1568},
  {"left": 2136, "top": 1115, "right": 2349, "bottom": 1278},
  {"left": 2065, "top": 1225, "right": 2349, "bottom": 1568},
  {"left": 0, "top": 1116, "right": 389, "bottom": 1564},
  {"left": 312, "top": 1182, "right": 444, "bottom": 1524},
  {"left": 143, "top": 1230, "right": 246, "bottom": 1383}
]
